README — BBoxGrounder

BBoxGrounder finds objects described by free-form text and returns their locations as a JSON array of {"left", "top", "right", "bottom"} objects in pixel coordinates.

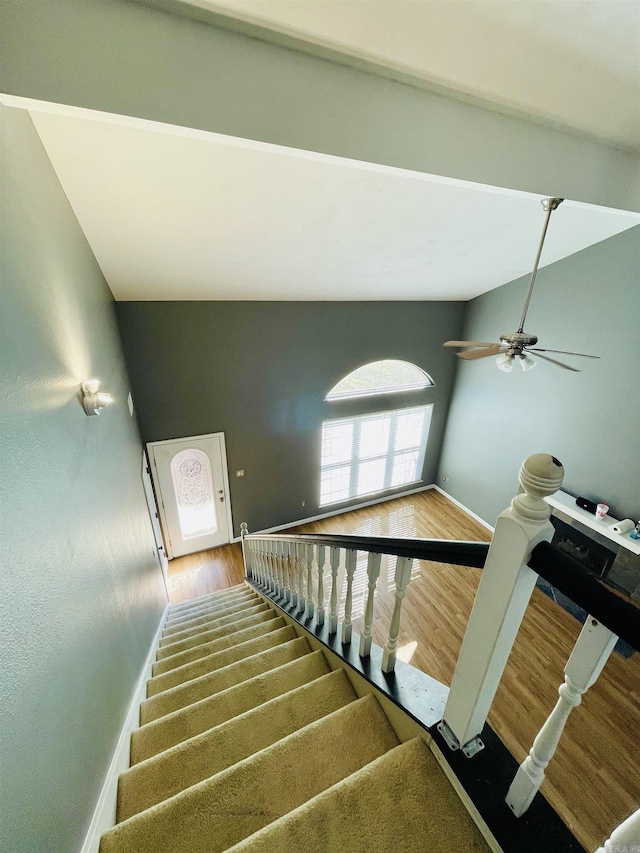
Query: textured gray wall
[
  {"left": 438, "top": 226, "right": 640, "bottom": 526},
  {"left": 1, "top": 0, "right": 638, "bottom": 211},
  {"left": 0, "top": 106, "right": 167, "bottom": 853},
  {"left": 116, "top": 301, "right": 465, "bottom": 535}
]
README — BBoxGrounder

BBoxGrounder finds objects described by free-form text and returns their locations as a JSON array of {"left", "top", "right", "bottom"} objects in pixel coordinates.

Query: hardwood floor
[{"left": 168, "top": 489, "right": 639, "bottom": 852}]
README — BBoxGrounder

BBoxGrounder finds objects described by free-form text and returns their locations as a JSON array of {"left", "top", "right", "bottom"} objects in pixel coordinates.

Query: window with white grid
[{"left": 320, "top": 405, "right": 433, "bottom": 506}]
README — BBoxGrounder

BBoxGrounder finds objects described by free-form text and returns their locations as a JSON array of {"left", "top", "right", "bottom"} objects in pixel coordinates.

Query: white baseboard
[
  {"left": 232, "top": 483, "right": 436, "bottom": 542},
  {"left": 80, "top": 602, "right": 169, "bottom": 853},
  {"left": 433, "top": 486, "right": 495, "bottom": 533}
]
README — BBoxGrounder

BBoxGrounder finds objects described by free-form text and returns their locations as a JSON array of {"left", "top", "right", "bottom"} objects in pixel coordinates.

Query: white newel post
[
  {"left": 506, "top": 617, "right": 618, "bottom": 816},
  {"left": 382, "top": 555, "right": 413, "bottom": 673},
  {"left": 240, "top": 523, "right": 249, "bottom": 577},
  {"left": 596, "top": 807, "right": 640, "bottom": 853},
  {"left": 439, "top": 453, "right": 565, "bottom": 757}
]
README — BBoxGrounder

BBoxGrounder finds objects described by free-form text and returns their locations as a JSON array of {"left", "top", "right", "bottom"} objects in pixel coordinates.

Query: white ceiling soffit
[
  {"left": 189, "top": 0, "right": 640, "bottom": 154},
  {"left": 25, "top": 102, "right": 639, "bottom": 302}
]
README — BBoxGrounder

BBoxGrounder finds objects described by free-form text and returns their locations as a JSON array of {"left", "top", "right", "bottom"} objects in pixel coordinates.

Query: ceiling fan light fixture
[
  {"left": 496, "top": 353, "right": 514, "bottom": 373},
  {"left": 519, "top": 353, "right": 537, "bottom": 372}
]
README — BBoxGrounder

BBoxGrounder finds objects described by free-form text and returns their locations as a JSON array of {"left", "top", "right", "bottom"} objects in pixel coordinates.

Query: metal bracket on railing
[{"left": 437, "top": 720, "right": 485, "bottom": 758}]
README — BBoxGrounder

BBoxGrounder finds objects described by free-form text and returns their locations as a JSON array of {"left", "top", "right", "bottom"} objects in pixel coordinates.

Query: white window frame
[{"left": 320, "top": 404, "right": 433, "bottom": 507}]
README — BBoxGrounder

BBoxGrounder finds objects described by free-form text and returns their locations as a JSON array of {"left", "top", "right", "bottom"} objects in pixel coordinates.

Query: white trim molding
[
  {"left": 80, "top": 603, "right": 169, "bottom": 853},
  {"left": 434, "top": 486, "right": 495, "bottom": 533}
]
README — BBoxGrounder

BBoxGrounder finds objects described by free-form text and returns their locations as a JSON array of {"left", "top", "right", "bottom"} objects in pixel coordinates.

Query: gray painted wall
[
  {"left": 438, "top": 226, "right": 640, "bottom": 526},
  {"left": 116, "top": 301, "right": 465, "bottom": 535},
  {"left": 0, "top": 105, "right": 167, "bottom": 853},
  {"left": 1, "top": 0, "right": 638, "bottom": 211}
]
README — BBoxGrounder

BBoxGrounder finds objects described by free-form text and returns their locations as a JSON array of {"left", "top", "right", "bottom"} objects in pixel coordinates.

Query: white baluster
[
  {"left": 248, "top": 540, "right": 256, "bottom": 580},
  {"left": 359, "top": 552, "right": 382, "bottom": 658},
  {"left": 506, "top": 617, "right": 618, "bottom": 816},
  {"left": 289, "top": 542, "right": 298, "bottom": 608},
  {"left": 275, "top": 540, "right": 284, "bottom": 598},
  {"left": 306, "top": 544, "right": 315, "bottom": 619},
  {"left": 381, "top": 556, "right": 412, "bottom": 672},
  {"left": 282, "top": 541, "right": 291, "bottom": 603},
  {"left": 596, "top": 806, "right": 640, "bottom": 853},
  {"left": 329, "top": 547, "right": 340, "bottom": 635},
  {"left": 296, "top": 542, "right": 306, "bottom": 614},
  {"left": 440, "top": 454, "right": 564, "bottom": 757},
  {"left": 341, "top": 549, "right": 357, "bottom": 644},
  {"left": 259, "top": 540, "right": 267, "bottom": 587},
  {"left": 253, "top": 540, "right": 260, "bottom": 584},
  {"left": 267, "top": 540, "right": 276, "bottom": 594},
  {"left": 317, "top": 545, "right": 326, "bottom": 626}
]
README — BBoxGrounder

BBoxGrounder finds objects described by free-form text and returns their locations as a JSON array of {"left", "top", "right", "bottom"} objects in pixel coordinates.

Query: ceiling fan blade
[
  {"left": 443, "top": 341, "right": 498, "bottom": 348},
  {"left": 458, "top": 344, "right": 505, "bottom": 360},
  {"left": 533, "top": 352, "right": 580, "bottom": 372},
  {"left": 528, "top": 348, "right": 599, "bottom": 359}
]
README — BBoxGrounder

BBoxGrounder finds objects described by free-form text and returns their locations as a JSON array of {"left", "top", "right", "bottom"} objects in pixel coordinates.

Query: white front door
[{"left": 148, "top": 433, "right": 233, "bottom": 559}]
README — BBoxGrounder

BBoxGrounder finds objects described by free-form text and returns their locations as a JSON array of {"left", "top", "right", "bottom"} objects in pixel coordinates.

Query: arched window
[
  {"left": 326, "top": 360, "right": 434, "bottom": 401},
  {"left": 320, "top": 360, "right": 434, "bottom": 506}
]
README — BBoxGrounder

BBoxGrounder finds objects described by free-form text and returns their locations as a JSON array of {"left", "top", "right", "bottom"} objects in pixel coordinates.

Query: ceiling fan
[{"left": 444, "top": 197, "right": 599, "bottom": 372}]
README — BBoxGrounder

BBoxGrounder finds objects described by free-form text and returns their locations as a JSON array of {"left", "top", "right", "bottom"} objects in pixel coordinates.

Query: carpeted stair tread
[
  {"left": 117, "top": 669, "right": 357, "bottom": 821},
  {"left": 156, "top": 611, "right": 277, "bottom": 660},
  {"left": 153, "top": 617, "right": 287, "bottom": 676},
  {"left": 167, "top": 585, "right": 252, "bottom": 615},
  {"left": 225, "top": 738, "right": 489, "bottom": 853},
  {"left": 165, "top": 590, "right": 257, "bottom": 627},
  {"left": 167, "top": 588, "right": 257, "bottom": 623},
  {"left": 162, "top": 598, "right": 262, "bottom": 637},
  {"left": 159, "top": 603, "right": 269, "bottom": 646},
  {"left": 100, "top": 695, "right": 398, "bottom": 853},
  {"left": 140, "top": 637, "right": 313, "bottom": 724},
  {"left": 147, "top": 626, "right": 297, "bottom": 697},
  {"left": 131, "top": 651, "right": 330, "bottom": 764},
  {"left": 168, "top": 583, "right": 248, "bottom": 615}
]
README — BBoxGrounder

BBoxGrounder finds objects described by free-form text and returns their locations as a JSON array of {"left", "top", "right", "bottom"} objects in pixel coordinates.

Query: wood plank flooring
[{"left": 167, "top": 489, "right": 639, "bottom": 852}]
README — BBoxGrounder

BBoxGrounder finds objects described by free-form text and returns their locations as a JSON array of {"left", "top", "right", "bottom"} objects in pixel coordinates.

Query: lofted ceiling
[
  {"left": 192, "top": 0, "right": 640, "bottom": 153},
  {"left": 26, "top": 105, "right": 640, "bottom": 302}
]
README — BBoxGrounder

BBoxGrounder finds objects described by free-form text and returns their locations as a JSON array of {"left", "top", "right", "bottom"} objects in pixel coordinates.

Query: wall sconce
[{"left": 82, "top": 379, "right": 114, "bottom": 416}]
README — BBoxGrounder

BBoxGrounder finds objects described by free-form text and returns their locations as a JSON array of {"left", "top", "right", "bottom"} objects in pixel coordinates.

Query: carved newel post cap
[
  {"left": 512, "top": 454, "right": 564, "bottom": 523},
  {"left": 240, "top": 522, "right": 249, "bottom": 537}
]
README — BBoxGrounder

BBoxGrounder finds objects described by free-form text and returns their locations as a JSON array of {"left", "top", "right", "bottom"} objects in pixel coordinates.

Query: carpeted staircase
[{"left": 99, "top": 583, "right": 490, "bottom": 853}]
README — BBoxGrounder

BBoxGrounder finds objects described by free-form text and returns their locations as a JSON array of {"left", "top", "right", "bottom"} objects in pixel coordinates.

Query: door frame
[
  {"left": 147, "top": 432, "right": 234, "bottom": 560},
  {"left": 141, "top": 450, "right": 170, "bottom": 597}
]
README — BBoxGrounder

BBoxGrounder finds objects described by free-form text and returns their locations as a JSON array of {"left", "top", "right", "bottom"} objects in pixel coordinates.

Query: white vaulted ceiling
[
  {"left": 26, "top": 106, "right": 640, "bottom": 302},
  {"left": 196, "top": 0, "right": 640, "bottom": 153}
]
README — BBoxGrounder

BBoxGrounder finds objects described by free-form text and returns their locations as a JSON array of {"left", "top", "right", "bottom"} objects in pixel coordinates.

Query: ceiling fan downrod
[{"left": 517, "top": 197, "right": 564, "bottom": 334}]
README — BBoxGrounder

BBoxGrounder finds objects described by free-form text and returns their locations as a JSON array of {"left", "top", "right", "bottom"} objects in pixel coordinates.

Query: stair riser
[
  {"left": 141, "top": 638, "right": 312, "bottom": 724},
  {"left": 163, "top": 597, "right": 260, "bottom": 635},
  {"left": 101, "top": 696, "right": 399, "bottom": 853},
  {"left": 156, "top": 612, "right": 276, "bottom": 660},
  {"left": 168, "top": 584, "right": 247, "bottom": 615},
  {"left": 117, "top": 669, "right": 357, "bottom": 821},
  {"left": 152, "top": 618, "right": 286, "bottom": 676},
  {"left": 147, "top": 627, "right": 297, "bottom": 697},
  {"left": 165, "top": 590, "right": 256, "bottom": 626},
  {"left": 158, "top": 604, "right": 269, "bottom": 646},
  {"left": 131, "top": 651, "right": 330, "bottom": 763}
]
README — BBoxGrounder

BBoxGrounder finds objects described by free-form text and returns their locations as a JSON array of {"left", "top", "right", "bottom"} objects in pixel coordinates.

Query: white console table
[{"left": 545, "top": 490, "right": 640, "bottom": 556}]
